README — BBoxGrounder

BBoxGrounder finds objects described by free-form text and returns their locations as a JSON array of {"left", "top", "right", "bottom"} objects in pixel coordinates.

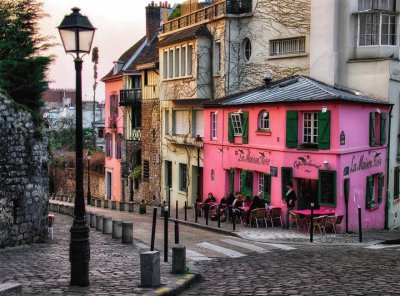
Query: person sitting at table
[
  {"left": 284, "top": 181, "right": 297, "bottom": 229},
  {"left": 219, "top": 195, "right": 228, "bottom": 222},
  {"left": 244, "top": 192, "right": 265, "bottom": 226},
  {"left": 231, "top": 194, "right": 245, "bottom": 222},
  {"left": 226, "top": 192, "right": 235, "bottom": 206},
  {"left": 202, "top": 192, "right": 217, "bottom": 216}
]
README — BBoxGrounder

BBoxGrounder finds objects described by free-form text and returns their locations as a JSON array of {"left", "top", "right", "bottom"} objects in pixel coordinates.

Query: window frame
[
  {"left": 302, "top": 112, "right": 319, "bottom": 145},
  {"left": 179, "top": 163, "right": 188, "bottom": 191},
  {"left": 269, "top": 36, "right": 306, "bottom": 56},
  {"left": 214, "top": 40, "right": 221, "bottom": 75},
  {"left": 231, "top": 113, "right": 243, "bottom": 136},
  {"left": 243, "top": 37, "right": 252, "bottom": 62},
  {"left": 394, "top": 166, "right": 400, "bottom": 200},
  {"left": 358, "top": 0, "right": 396, "bottom": 11},
  {"left": 366, "top": 173, "right": 384, "bottom": 209},
  {"left": 173, "top": 109, "right": 190, "bottom": 136},
  {"left": 358, "top": 12, "right": 398, "bottom": 46},
  {"left": 211, "top": 112, "right": 218, "bottom": 140},
  {"left": 258, "top": 110, "right": 270, "bottom": 130}
]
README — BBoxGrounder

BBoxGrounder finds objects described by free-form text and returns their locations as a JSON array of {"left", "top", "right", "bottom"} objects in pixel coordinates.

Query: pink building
[{"left": 203, "top": 76, "right": 391, "bottom": 231}]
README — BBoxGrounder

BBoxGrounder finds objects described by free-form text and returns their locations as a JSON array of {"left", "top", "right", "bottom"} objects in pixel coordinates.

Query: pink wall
[
  {"left": 104, "top": 79, "right": 124, "bottom": 201},
  {"left": 203, "top": 102, "right": 389, "bottom": 231}
]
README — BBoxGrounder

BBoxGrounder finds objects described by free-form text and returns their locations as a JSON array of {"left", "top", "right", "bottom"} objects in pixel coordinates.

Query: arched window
[
  {"left": 259, "top": 111, "right": 270, "bottom": 130},
  {"left": 243, "top": 38, "right": 252, "bottom": 62},
  {"left": 211, "top": 169, "right": 215, "bottom": 182}
]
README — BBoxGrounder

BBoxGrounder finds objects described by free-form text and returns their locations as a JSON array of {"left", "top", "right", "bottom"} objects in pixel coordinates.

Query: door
[
  {"left": 106, "top": 171, "right": 112, "bottom": 200},
  {"left": 297, "top": 178, "right": 318, "bottom": 210}
]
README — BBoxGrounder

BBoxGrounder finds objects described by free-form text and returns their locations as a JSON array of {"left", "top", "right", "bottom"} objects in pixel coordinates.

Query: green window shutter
[
  {"left": 378, "top": 173, "right": 384, "bottom": 203},
  {"left": 366, "top": 175, "right": 374, "bottom": 209},
  {"left": 240, "top": 170, "right": 246, "bottom": 193},
  {"left": 318, "top": 110, "right": 331, "bottom": 150},
  {"left": 229, "top": 168, "right": 234, "bottom": 193},
  {"left": 281, "top": 167, "right": 293, "bottom": 199},
  {"left": 286, "top": 111, "right": 298, "bottom": 148},
  {"left": 228, "top": 112, "right": 234, "bottom": 143},
  {"left": 369, "top": 112, "right": 376, "bottom": 147},
  {"left": 242, "top": 111, "right": 249, "bottom": 144},
  {"left": 380, "top": 113, "right": 387, "bottom": 145},
  {"left": 263, "top": 174, "right": 271, "bottom": 203},
  {"left": 318, "top": 170, "right": 337, "bottom": 206},
  {"left": 395, "top": 167, "right": 400, "bottom": 199}
]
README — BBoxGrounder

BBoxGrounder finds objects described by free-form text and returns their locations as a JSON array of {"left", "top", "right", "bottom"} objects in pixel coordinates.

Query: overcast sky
[{"left": 39, "top": 0, "right": 178, "bottom": 102}]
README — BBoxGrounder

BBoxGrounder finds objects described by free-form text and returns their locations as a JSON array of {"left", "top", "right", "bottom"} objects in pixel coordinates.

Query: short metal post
[
  {"left": 176, "top": 200, "right": 178, "bottom": 220},
  {"left": 195, "top": 203, "right": 198, "bottom": 223},
  {"left": 151, "top": 207, "right": 157, "bottom": 251},
  {"left": 164, "top": 206, "right": 169, "bottom": 262},
  {"left": 310, "top": 202, "right": 314, "bottom": 243},
  {"left": 184, "top": 201, "right": 187, "bottom": 221},
  {"left": 358, "top": 205, "right": 362, "bottom": 243},
  {"left": 174, "top": 220, "right": 179, "bottom": 244},
  {"left": 232, "top": 209, "right": 236, "bottom": 231},
  {"left": 217, "top": 204, "right": 221, "bottom": 228},
  {"left": 205, "top": 206, "right": 209, "bottom": 226}
]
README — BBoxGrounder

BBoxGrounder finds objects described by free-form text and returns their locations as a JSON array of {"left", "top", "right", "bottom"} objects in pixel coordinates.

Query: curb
[{"left": 143, "top": 272, "right": 201, "bottom": 296}]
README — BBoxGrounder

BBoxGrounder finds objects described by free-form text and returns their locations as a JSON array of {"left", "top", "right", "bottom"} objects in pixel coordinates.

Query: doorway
[
  {"left": 297, "top": 178, "right": 318, "bottom": 210},
  {"left": 106, "top": 171, "right": 112, "bottom": 200}
]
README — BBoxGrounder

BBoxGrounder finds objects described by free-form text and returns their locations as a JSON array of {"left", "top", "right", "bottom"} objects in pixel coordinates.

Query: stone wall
[
  {"left": 51, "top": 167, "right": 105, "bottom": 199},
  {"left": 0, "top": 92, "right": 49, "bottom": 247}
]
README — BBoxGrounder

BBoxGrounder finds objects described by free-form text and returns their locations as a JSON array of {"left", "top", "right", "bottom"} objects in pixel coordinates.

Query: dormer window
[
  {"left": 113, "top": 61, "right": 124, "bottom": 75},
  {"left": 258, "top": 111, "right": 270, "bottom": 130}
]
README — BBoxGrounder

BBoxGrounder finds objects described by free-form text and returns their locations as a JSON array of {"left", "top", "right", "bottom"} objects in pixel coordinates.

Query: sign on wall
[
  {"left": 270, "top": 166, "right": 278, "bottom": 177},
  {"left": 236, "top": 149, "right": 270, "bottom": 166}
]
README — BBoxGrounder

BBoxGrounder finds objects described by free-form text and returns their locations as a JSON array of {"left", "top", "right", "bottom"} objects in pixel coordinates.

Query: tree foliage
[{"left": 0, "top": 0, "right": 52, "bottom": 123}]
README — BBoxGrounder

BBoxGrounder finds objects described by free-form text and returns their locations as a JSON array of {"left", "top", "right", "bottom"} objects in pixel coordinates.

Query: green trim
[
  {"left": 263, "top": 173, "right": 271, "bottom": 203},
  {"left": 241, "top": 170, "right": 253, "bottom": 198},
  {"left": 229, "top": 168, "right": 234, "bottom": 193},
  {"left": 318, "top": 170, "right": 336, "bottom": 206},
  {"left": 281, "top": 167, "right": 293, "bottom": 199},
  {"left": 369, "top": 112, "right": 376, "bottom": 147},
  {"left": 286, "top": 111, "right": 298, "bottom": 148},
  {"left": 242, "top": 112, "right": 249, "bottom": 144},
  {"left": 366, "top": 175, "right": 374, "bottom": 209},
  {"left": 378, "top": 173, "right": 384, "bottom": 204},
  {"left": 380, "top": 112, "right": 387, "bottom": 145},
  {"left": 318, "top": 111, "right": 330, "bottom": 150},
  {"left": 228, "top": 112, "right": 234, "bottom": 143}
]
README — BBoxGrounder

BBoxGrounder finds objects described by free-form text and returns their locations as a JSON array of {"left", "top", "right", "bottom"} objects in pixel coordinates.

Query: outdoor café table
[{"left": 292, "top": 209, "right": 335, "bottom": 217}]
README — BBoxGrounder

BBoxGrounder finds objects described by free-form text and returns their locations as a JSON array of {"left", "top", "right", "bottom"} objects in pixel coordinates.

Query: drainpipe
[
  {"left": 385, "top": 104, "right": 393, "bottom": 230},
  {"left": 227, "top": 18, "right": 231, "bottom": 95}
]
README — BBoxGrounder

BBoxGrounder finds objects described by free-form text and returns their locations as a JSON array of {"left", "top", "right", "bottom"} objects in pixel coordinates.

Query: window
[
  {"left": 286, "top": 110, "right": 331, "bottom": 149},
  {"left": 106, "top": 133, "right": 112, "bottom": 157},
  {"left": 243, "top": 38, "right": 252, "bottom": 61},
  {"left": 98, "top": 127, "right": 104, "bottom": 138},
  {"left": 359, "top": 0, "right": 395, "bottom": 11},
  {"left": 214, "top": 41, "right": 221, "bottom": 74},
  {"left": 281, "top": 167, "right": 293, "bottom": 200},
  {"left": 303, "top": 112, "right": 319, "bottom": 145},
  {"left": 144, "top": 70, "right": 148, "bottom": 86},
  {"left": 228, "top": 112, "right": 249, "bottom": 144},
  {"left": 193, "top": 110, "right": 204, "bottom": 137},
  {"left": 240, "top": 170, "right": 253, "bottom": 198},
  {"left": 179, "top": 163, "right": 187, "bottom": 191},
  {"left": 258, "top": 111, "right": 270, "bottom": 130},
  {"left": 359, "top": 13, "right": 397, "bottom": 46},
  {"left": 370, "top": 111, "right": 387, "bottom": 146},
  {"left": 143, "top": 160, "right": 150, "bottom": 180},
  {"left": 394, "top": 167, "right": 400, "bottom": 199},
  {"left": 116, "top": 133, "right": 122, "bottom": 159},
  {"left": 110, "top": 94, "right": 118, "bottom": 116},
  {"left": 162, "top": 44, "right": 193, "bottom": 79},
  {"left": 258, "top": 173, "right": 271, "bottom": 203},
  {"left": 173, "top": 110, "right": 190, "bottom": 135},
  {"left": 318, "top": 170, "right": 337, "bottom": 206},
  {"left": 270, "top": 37, "right": 306, "bottom": 56},
  {"left": 131, "top": 105, "right": 141, "bottom": 129},
  {"left": 366, "top": 173, "right": 384, "bottom": 208},
  {"left": 165, "top": 109, "right": 170, "bottom": 135},
  {"left": 211, "top": 169, "right": 215, "bottom": 182},
  {"left": 211, "top": 112, "right": 218, "bottom": 139},
  {"left": 231, "top": 113, "right": 243, "bottom": 136}
]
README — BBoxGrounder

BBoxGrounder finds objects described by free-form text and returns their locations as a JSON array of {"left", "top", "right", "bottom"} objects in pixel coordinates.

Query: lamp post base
[{"left": 70, "top": 217, "right": 90, "bottom": 286}]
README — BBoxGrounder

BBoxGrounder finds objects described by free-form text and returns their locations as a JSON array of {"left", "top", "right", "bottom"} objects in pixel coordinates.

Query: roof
[
  {"left": 158, "top": 25, "right": 211, "bottom": 47},
  {"left": 126, "top": 36, "right": 159, "bottom": 71},
  {"left": 204, "top": 76, "right": 391, "bottom": 107},
  {"left": 101, "top": 36, "right": 146, "bottom": 81}
]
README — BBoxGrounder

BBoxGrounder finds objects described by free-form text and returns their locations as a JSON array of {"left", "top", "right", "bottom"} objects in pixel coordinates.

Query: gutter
[{"left": 385, "top": 104, "right": 393, "bottom": 230}]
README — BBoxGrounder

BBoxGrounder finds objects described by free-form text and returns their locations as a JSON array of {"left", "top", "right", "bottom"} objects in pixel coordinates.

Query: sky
[{"left": 39, "top": 0, "right": 179, "bottom": 102}]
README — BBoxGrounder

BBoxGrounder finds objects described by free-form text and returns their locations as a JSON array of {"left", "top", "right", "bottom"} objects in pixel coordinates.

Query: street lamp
[
  {"left": 58, "top": 7, "right": 95, "bottom": 287},
  {"left": 194, "top": 135, "right": 204, "bottom": 202},
  {"left": 86, "top": 150, "right": 92, "bottom": 205}
]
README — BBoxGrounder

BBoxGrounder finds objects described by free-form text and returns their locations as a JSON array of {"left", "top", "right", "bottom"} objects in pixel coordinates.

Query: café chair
[
  {"left": 326, "top": 215, "right": 344, "bottom": 234},
  {"left": 270, "top": 208, "right": 282, "bottom": 227},
  {"left": 208, "top": 204, "right": 218, "bottom": 218},
  {"left": 289, "top": 211, "right": 306, "bottom": 231},
  {"left": 312, "top": 215, "right": 328, "bottom": 235},
  {"left": 250, "top": 208, "right": 267, "bottom": 228}
]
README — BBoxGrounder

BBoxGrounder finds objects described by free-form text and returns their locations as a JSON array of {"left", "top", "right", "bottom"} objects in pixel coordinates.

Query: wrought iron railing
[
  {"left": 127, "top": 128, "right": 141, "bottom": 142},
  {"left": 119, "top": 88, "right": 142, "bottom": 106}
]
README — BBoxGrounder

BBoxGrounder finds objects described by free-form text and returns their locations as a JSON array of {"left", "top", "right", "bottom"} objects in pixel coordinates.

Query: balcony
[
  {"left": 161, "top": 0, "right": 252, "bottom": 34},
  {"left": 120, "top": 88, "right": 142, "bottom": 106},
  {"left": 127, "top": 128, "right": 141, "bottom": 142}
]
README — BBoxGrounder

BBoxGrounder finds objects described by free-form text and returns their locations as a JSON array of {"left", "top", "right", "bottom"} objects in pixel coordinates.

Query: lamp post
[
  {"left": 58, "top": 7, "right": 95, "bottom": 287},
  {"left": 86, "top": 150, "right": 92, "bottom": 205},
  {"left": 194, "top": 135, "right": 204, "bottom": 202}
]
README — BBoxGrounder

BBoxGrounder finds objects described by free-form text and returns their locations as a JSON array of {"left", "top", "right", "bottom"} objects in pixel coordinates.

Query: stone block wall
[{"left": 0, "top": 92, "right": 49, "bottom": 247}]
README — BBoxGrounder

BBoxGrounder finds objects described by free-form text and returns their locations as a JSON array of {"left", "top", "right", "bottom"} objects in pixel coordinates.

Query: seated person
[
  {"left": 245, "top": 191, "right": 266, "bottom": 225},
  {"left": 226, "top": 192, "right": 235, "bottom": 206},
  {"left": 231, "top": 194, "right": 245, "bottom": 221},
  {"left": 202, "top": 192, "right": 217, "bottom": 216}
]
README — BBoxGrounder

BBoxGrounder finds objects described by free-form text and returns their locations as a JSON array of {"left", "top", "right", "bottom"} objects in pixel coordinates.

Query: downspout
[
  {"left": 227, "top": 18, "right": 231, "bottom": 95},
  {"left": 385, "top": 104, "right": 393, "bottom": 230}
]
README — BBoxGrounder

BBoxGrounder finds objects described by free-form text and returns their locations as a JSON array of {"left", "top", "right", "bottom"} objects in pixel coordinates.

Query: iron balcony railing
[
  {"left": 127, "top": 128, "right": 141, "bottom": 142},
  {"left": 161, "top": 0, "right": 252, "bottom": 34},
  {"left": 119, "top": 88, "right": 142, "bottom": 106}
]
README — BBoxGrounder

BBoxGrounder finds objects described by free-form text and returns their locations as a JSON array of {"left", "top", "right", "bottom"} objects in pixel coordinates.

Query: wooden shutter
[
  {"left": 366, "top": 175, "right": 374, "bottom": 209},
  {"left": 242, "top": 111, "right": 249, "bottom": 144},
  {"left": 240, "top": 170, "right": 246, "bottom": 193},
  {"left": 286, "top": 111, "right": 298, "bottom": 148},
  {"left": 228, "top": 112, "right": 234, "bottom": 143},
  {"left": 229, "top": 168, "right": 234, "bottom": 193},
  {"left": 263, "top": 174, "right": 271, "bottom": 203},
  {"left": 195, "top": 110, "right": 204, "bottom": 137},
  {"left": 318, "top": 170, "right": 337, "bottom": 206},
  {"left": 281, "top": 167, "right": 293, "bottom": 199},
  {"left": 318, "top": 110, "right": 331, "bottom": 150},
  {"left": 241, "top": 170, "right": 253, "bottom": 197},
  {"left": 378, "top": 173, "right": 384, "bottom": 203},
  {"left": 380, "top": 112, "right": 387, "bottom": 145},
  {"left": 369, "top": 112, "right": 376, "bottom": 147}
]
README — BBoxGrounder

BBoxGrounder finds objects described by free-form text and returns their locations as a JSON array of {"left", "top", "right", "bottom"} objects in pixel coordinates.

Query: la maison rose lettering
[
  {"left": 238, "top": 151, "right": 270, "bottom": 166},
  {"left": 349, "top": 153, "right": 382, "bottom": 174}
]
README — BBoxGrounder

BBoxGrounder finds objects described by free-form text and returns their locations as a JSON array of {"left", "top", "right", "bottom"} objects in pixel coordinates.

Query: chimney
[{"left": 146, "top": 2, "right": 162, "bottom": 40}]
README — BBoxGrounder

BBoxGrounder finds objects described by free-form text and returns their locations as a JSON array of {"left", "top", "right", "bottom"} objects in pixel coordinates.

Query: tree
[
  {"left": 91, "top": 46, "right": 99, "bottom": 148},
  {"left": 0, "top": 0, "right": 52, "bottom": 124}
]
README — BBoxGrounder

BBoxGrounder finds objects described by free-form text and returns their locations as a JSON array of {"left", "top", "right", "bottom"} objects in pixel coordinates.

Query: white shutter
[
  {"left": 195, "top": 110, "right": 204, "bottom": 137},
  {"left": 174, "top": 110, "right": 189, "bottom": 135}
]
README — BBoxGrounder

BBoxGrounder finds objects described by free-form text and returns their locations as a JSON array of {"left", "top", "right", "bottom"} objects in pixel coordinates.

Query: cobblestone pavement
[{"left": 182, "top": 244, "right": 400, "bottom": 295}]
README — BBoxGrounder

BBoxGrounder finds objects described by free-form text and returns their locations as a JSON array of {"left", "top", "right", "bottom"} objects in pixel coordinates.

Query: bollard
[
  {"left": 358, "top": 205, "right": 362, "bottom": 243},
  {"left": 195, "top": 202, "right": 198, "bottom": 223},
  {"left": 91, "top": 198, "right": 95, "bottom": 207},
  {"left": 96, "top": 215, "right": 104, "bottom": 232},
  {"left": 172, "top": 244, "right": 186, "bottom": 274},
  {"left": 104, "top": 199, "right": 109, "bottom": 209},
  {"left": 205, "top": 206, "right": 209, "bottom": 226},
  {"left": 90, "top": 213, "right": 97, "bottom": 228},
  {"left": 96, "top": 199, "right": 102, "bottom": 208},
  {"left": 232, "top": 209, "right": 236, "bottom": 231},
  {"left": 151, "top": 207, "right": 157, "bottom": 251},
  {"left": 217, "top": 204, "right": 221, "bottom": 228},
  {"left": 111, "top": 201, "right": 116, "bottom": 210},
  {"left": 139, "top": 202, "right": 146, "bottom": 214},
  {"left": 174, "top": 220, "right": 179, "bottom": 244},
  {"left": 310, "top": 202, "right": 314, "bottom": 243},
  {"left": 128, "top": 201, "right": 134, "bottom": 213},
  {"left": 184, "top": 201, "right": 187, "bottom": 221},
  {"left": 176, "top": 200, "right": 179, "bottom": 219},
  {"left": 122, "top": 222, "right": 133, "bottom": 243},
  {"left": 112, "top": 220, "right": 122, "bottom": 239},
  {"left": 164, "top": 206, "right": 169, "bottom": 262},
  {"left": 140, "top": 251, "right": 160, "bottom": 288},
  {"left": 85, "top": 212, "right": 91, "bottom": 226},
  {"left": 119, "top": 201, "right": 125, "bottom": 212},
  {"left": 103, "top": 217, "right": 112, "bottom": 234}
]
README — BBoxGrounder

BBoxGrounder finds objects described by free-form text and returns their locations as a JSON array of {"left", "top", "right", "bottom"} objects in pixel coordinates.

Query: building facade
[
  {"left": 310, "top": 0, "right": 400, "bottom": 228},
  {"left": 203, "top": 76, "right": 390, "bottom": 231}
]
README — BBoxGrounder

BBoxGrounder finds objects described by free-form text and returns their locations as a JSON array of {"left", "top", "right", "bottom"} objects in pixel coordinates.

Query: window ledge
[
  {"left": 255, "top": 129, "right": 271, "bottom": 136},
  {"left": 368, "top": 202, "right": 381, "bottom": 210},
  {"left": 267, "top": 52, "right": 308, "bottom": 60},
  {"left": 162, "top": 75, "right": 193, "bottom": 82}
]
